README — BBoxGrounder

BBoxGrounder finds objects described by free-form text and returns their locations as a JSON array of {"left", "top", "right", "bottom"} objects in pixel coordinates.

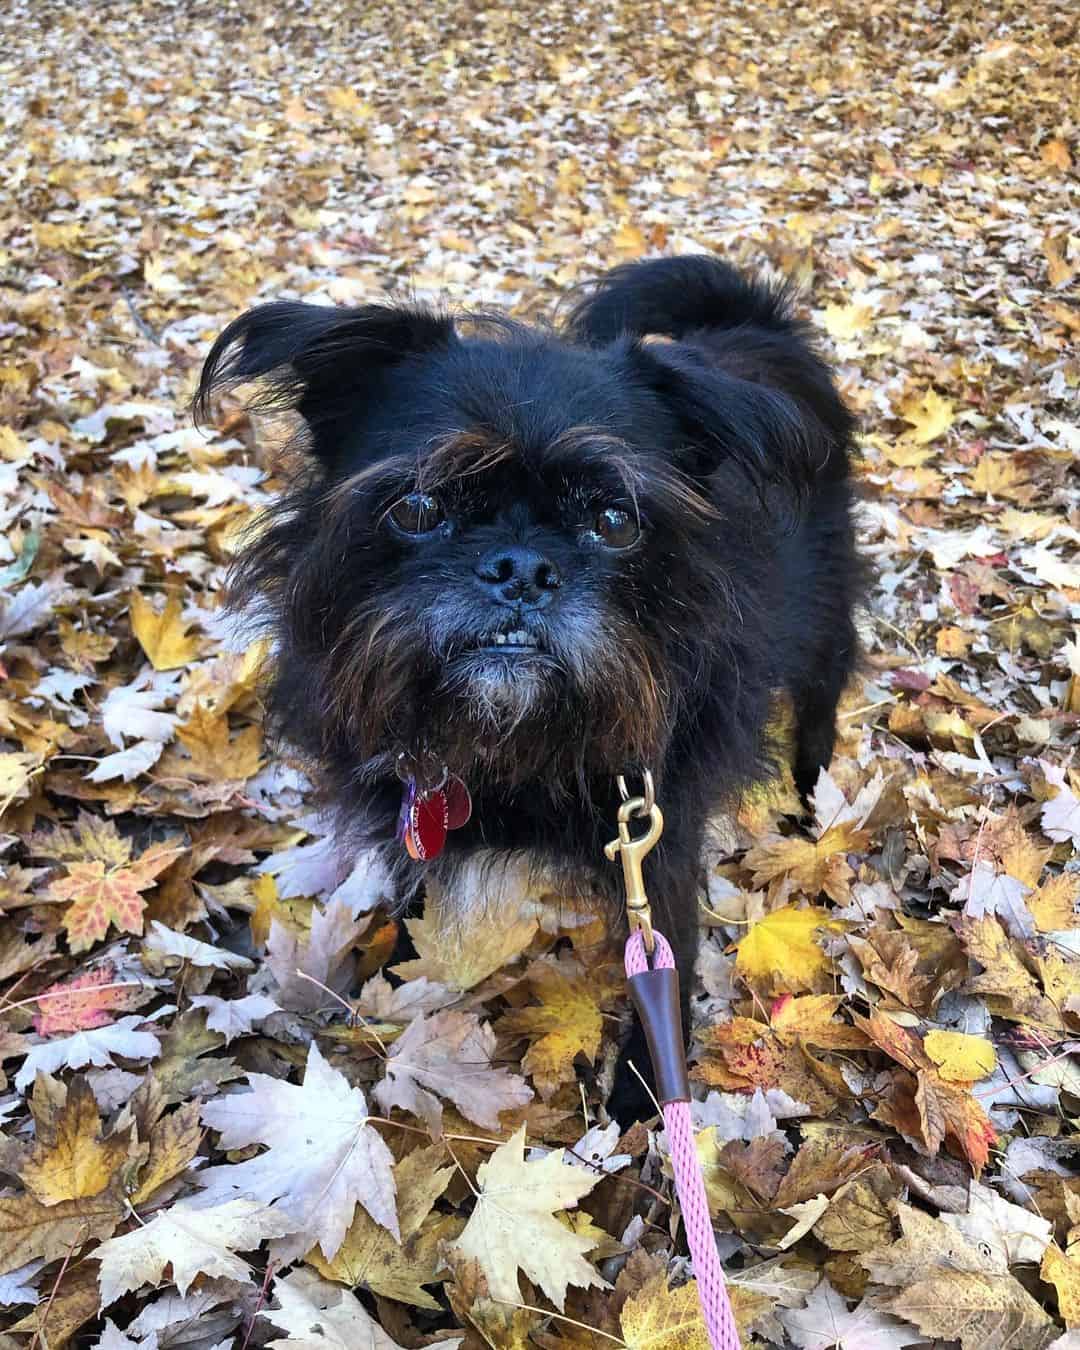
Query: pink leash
[{"left": 624, "top": 929, "right": 741, "bottom": 1350}]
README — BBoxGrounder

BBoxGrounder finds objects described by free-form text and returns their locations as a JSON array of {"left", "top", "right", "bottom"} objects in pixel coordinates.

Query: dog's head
[{"left": 198, "top": 259, "right": 852, "bottom": 799}]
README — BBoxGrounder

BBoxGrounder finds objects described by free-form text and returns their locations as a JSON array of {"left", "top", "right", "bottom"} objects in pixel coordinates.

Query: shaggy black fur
[{"left": 198, "top": 256, "right": 860, "bottom": 1121}]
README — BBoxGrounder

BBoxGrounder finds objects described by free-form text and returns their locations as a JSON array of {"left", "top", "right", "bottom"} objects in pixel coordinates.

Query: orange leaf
[
  {"left": 33, "top": 965, "right": 144, "bottom": 1035},
  {"left": 51, "top": 841, "right": 183, "bottom": 953}
]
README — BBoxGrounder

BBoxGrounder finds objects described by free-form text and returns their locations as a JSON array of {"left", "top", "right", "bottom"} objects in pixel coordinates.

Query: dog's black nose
[{"left": 474, "top": 545, "right": 561, "bottom": 607}]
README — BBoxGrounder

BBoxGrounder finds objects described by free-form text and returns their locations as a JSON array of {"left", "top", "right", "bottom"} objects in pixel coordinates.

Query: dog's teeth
[{"left": 494, "top": 633, "right": 505, "bottom": 645}]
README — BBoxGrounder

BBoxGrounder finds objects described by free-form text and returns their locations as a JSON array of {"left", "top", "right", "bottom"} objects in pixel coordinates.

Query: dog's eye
[
  {"left": 388, "top": 492, "right": 444, "bottom": 536},
  {"left": 590, "top": 507, "right": 639, "bottom": 550}
]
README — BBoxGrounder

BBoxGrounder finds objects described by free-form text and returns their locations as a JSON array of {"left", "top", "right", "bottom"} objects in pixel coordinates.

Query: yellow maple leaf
[
  {"left": 176, "top": 703, "right": 262, "bottom": 781},
  {"left": 32, "top": 810, "right": 131, "bottom": 866},
  {"left": 1030, "top": 872, "right": 1080, "bottom": 933},
  {"left": 922, "top": 1029, "right": 996, "bottom": 1083},
  {"left": 0, "top": 750, "right": 43, "bottom": 810},
  {"left": 898, "top": 387, "right": 954, "bottom": 444},
  {"left": 769, "top": 993, "right": 869, "bottom": 1050},
  {"left": 970, "top": 453, "right": 1031, "bottom": 499},
  {"left": 452, "top": 1124, "right": 606, "bottom": 1310},
  {"left": 246, "top": 873, "right": 318, "bottom": 951},
  {"left": 57, "top": 618, "right": 116, "bottom": 670},
  {"left": 745, "top": 823, "right": 867, "bottom": 900},
  {"left": 823, "top": 301, "right": 873, "bottom": 342},
  {"left": 177, "top": 638, "right": 269, "bottom": 717},
  {"left": 1043, "top": 1243, "right": 1080, "bottom": 1327},
  {"left": 498, "top": 954, "right": 609, "bottom": 1098},
  {"left": 735, "top": 905, "right": 842, "bottom": 993},
  {"left": 612, "top": 219, "right": 648, "bottom": 257},
  {"left": 21, "top": 1077, "right": 135, "bottom": 1205},
  {"left": 619, "top": 1270, "right": 710, "bottom": 1348},
  {"left": 392, "top": 878, "right": 538, "bottom": 991},
  {"left": 129, "top": 591, "right": 201, "bottom": 670}
]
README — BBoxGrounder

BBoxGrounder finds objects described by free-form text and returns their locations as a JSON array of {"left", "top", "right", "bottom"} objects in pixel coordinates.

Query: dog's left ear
[
  {"left": 629, "top": 341, "right": 824, "bottom": 497},
  {"left": 195, "top": 300, "right": 455, "bottom": 468}
]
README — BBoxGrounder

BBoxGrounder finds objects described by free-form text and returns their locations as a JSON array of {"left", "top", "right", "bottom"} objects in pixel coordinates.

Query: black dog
[{"left": 198, "top": 256, "right": 859, "bottom": 1120}]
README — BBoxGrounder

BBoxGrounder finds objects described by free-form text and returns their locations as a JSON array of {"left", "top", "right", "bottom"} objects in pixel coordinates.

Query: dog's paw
[{"left": 607, "top": 1044, "right": 661, "bottom": 1128}]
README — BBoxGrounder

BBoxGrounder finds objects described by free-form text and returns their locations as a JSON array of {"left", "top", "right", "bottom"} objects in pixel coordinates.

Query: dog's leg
[
  {"left": 607, "top": 821, "right": 703, "bottom": 1126},
  {"left": 792, "top": 635, "right": 856, "bottom": 805}
]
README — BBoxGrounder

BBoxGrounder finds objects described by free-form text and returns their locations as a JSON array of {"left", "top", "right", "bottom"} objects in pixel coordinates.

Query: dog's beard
[
  {"left": 325, "top": 592, "right": 672, "bottom": 790},
  {"left": 441, "top": 650, "right": 553, "bottom": 736}
]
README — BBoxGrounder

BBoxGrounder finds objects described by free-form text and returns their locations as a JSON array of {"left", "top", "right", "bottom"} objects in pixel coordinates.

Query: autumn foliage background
[{"left": 0, "top": 1, "right": 1078, "bottom": 1346}]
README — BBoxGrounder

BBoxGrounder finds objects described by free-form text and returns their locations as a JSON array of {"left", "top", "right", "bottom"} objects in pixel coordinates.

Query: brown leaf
[{"left": 374, "top": 1010, "right": 532, "bottom": 1132}]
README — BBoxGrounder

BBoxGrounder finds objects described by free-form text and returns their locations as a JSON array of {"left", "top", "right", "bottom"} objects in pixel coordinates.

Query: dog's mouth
[{"left": 471, "top": 627, "right": 543, "bottom": 655}]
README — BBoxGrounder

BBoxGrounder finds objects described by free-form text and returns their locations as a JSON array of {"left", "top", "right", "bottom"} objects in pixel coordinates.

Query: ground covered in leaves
[{"left": 1, "top": 0, "right": 1078, "bottom": 1345}]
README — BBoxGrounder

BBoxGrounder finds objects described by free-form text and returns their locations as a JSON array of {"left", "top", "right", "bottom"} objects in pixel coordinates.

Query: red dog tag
[
  {"left": 406, "top": 790, "right": 449, "bottom": 861},
  {"left": 399, "top": 767, "right": 472, "bottom": 861},
  {"left": 445, "top": 774, "right": 472, "bottom": 830}
]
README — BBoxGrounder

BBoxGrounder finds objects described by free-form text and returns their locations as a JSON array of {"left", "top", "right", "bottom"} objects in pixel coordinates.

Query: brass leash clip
[{"left": 605, "top": 778, "right": 664, "bottom": 955}]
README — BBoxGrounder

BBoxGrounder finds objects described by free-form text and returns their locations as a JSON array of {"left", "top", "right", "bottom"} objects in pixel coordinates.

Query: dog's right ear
[{"left": 195, "top": 301, "right": 455, "bottom": 467}]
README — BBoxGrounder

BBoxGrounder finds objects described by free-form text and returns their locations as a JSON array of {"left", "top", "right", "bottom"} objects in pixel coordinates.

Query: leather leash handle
[{"left": 627, "top": 966, "right": 691, "bottom": 1105}]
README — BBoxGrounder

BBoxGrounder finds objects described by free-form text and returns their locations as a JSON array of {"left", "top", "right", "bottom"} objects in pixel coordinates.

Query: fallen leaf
[
  {"left": 189, "top": 992, "right": 281, "bottom": 1044},
  {"left": 32, "top": 964, "right": 146, "bottom": 1035},
  {"left": 21, "top": 1075, "right": 134, "bottom": 1205},
  {"left": 1042, "top": 763, "right": 1080, "bottom": 847},
  {"left": 15, "top": 1015, "right": 162, "bottom": 1091},
  {"left": 392, "top": 881, "right": 538, "bottom": 991},
  {"left": 0, "top": 1185, "right": 125, "bottom": 1275},
  {"left": 957, "top": 915, "right": 1065, "bottom": 1031},
  {"left": 260, "top": 1266, "right": 463, "bottom": 1349},
  {"left": 198, "top": 1040, "right": 399, "bottom": 1258},
  {"left": 6, "top": 1262, "right": 100, "bottom": 1345},
  {"left": 374, "top": 1010, "right": 532, "bottom": 1133},
  {"left": 735, "top": 906, "right": 843, "bottom": 994},
  {"left": 175, "top": 702, "right": 262, "bottom": 780},
  {"left": 128, "top": 1099, "right": 203, "bottom": 1206},
  {"left": 129, "top": 591, "right": 201, "bottom": 670},
  {"left": 922, "top": 1029, "right": 997, "bottom": 1082},
  {"left": 1042, "top": 1243, "right": 1080, "bottom": 1328},
  {"left": 780, "top": 1277, "right": 922, "bottom": 1349},
  {"left": 746, "top": 826, "right": 867, "bottom": 902},
  {"left": 943, "top": 1179, "right": 1052, "bottom": 1268},
  {"left": 863, "top": 1203, "right": 1056, "bottom": 1349},
  {"left": 452, "top": 1123, "right": 606, "bottom": 1309},
  {"left": 498, "top": 953, "right": 610, "bottom": 1099},
  {"left": 899, "top": 387, "right": 954, "bottom": 444},
  {"left": 97, "top": 1197, "right": 294, "bottom": 1304},
  {"left": 50, "top": 840, "right": 182, "bottom": 952},
  {"left": 307, "top": 1143, "right": 456, "bottom": 1309},
  {"left": 266, "top": 896, "right": 367, "bottom": 1012},
  {"left": 142, "top": 919, "right": 254, "bottom": 971},
  {"left": 618, "top": 1270, "right": 710, "bottom": 1348}
]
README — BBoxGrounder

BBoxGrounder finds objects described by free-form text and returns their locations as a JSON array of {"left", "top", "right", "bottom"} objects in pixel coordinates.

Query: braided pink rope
[{"left": 625, "top": 930, "right": 741, "bottom": 1350}]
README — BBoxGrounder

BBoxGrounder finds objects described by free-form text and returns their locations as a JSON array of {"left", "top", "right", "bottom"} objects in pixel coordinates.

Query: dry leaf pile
[{"left": 1, "top": 0, "right": 1078, "bottom": 1345}]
